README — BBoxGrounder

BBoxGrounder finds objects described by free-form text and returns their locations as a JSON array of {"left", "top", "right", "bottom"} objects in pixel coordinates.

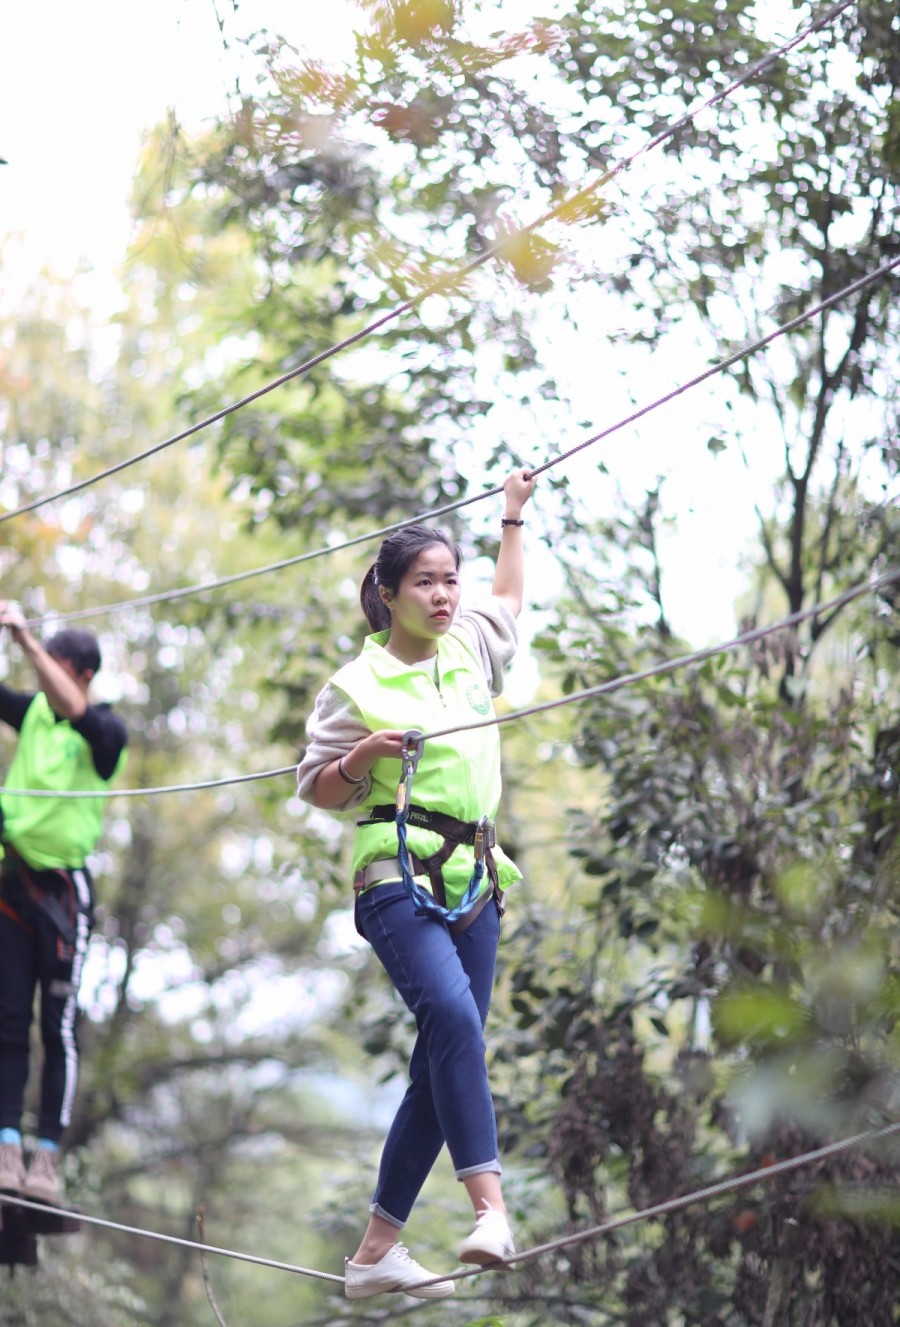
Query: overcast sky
[{"left": 1, "top": 1, "right": 356, "bottom": 284}]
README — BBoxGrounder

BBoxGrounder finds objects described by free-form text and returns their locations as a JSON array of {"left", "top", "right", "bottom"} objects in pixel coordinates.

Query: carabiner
[{"left": 396, "top": 730, "right": 425, "bottom": 816}]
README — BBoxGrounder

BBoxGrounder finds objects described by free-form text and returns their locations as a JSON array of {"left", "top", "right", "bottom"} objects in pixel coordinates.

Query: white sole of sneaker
[
  {"left": 459, "top": 1246, "right": 514, "bottom": 1267},
  {"left": 346, "top": 1282, "right": 455, "bottom": 1300}
]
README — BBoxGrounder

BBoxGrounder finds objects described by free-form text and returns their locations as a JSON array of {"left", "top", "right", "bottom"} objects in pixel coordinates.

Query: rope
[
  {"left": 422, "top": 566, "right": 900, "bottom": 742},
  {"left": 0, "top": 1192, "right": 344, "bottom": 1285},
  {"left": 4, "top": 567, "right": 895, "bottom": 800},
  {"left": 21, "top": 253, "right": 899, "bottom": 632},
  {"left": 1, "top": 1119, "right": 895, "bottom": 1292},
  {"left": 21, "top": 490, "right": 504, "bottom": 628},
  {"left": 405, "top": 1120, "right": 900, "bottom": 1292},
  {"left": 0, "top": 765, "right": 297, "bottom": 799},
  {"left": 0, "top": 0, "right": 853, "bottom": 528},
  {"left": 527, "top": 255, "right": 900, "bottom": 482}
]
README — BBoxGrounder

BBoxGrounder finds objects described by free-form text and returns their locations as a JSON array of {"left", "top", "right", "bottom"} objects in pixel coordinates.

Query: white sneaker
[
  {"left": 458, "top": 1203, "right": 515, "bottom": 1266},
  {"left": 344, "top": 1243, "right": 455, "bottom": 1300}
]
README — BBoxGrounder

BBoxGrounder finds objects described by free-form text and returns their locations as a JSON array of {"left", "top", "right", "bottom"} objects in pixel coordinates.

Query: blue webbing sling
[{"left": 394, "top": 730, "right": 489, "bottom": 927}]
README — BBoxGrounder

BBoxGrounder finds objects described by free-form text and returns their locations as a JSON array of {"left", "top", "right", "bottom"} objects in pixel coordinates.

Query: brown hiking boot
[
  {"left": 23, "top": 1146, "right": 61, "bottom": 1204},
  {"left": 0, "top": 1141, "right": 26, "bottom": 1192}
]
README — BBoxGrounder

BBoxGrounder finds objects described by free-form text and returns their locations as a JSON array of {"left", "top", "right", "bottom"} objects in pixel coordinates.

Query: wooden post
[{"left": 0, "top": 1195, "right": 81, "bottom": 1269}]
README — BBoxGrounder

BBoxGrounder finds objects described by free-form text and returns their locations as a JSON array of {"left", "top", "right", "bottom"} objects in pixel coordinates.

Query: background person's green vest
[{"left": 1, "top": 692, "right": 126, "bottom": 869}]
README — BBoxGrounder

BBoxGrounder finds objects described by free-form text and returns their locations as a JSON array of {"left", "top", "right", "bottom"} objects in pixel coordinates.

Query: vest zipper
[{"left": 433, "top": 658, "right": 446, "bottom": 706}]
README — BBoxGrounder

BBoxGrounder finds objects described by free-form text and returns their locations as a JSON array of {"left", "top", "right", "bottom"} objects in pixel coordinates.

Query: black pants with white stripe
[{"left": 0, "top": 855, "right": 95, "bottom": 1143}]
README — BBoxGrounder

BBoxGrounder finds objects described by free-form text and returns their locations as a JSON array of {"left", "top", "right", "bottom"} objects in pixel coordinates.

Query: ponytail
[{"left": 360, "top": 564, "right": 391, "bottom": 633}]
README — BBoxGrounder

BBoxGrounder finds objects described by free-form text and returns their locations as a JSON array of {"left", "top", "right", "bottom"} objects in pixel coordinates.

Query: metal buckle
[{"left": 473, "top": 814, "right": 488, "bottom": 861}]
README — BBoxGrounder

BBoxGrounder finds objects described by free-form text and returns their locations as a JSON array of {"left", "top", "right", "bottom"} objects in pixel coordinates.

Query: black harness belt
[
  {"left": 354, "top": 804, "right": 504, "bottom": 937},
  {"left": 362, "top": 804, "right": 497, "bottom": 850},
  {"left": 1, "top": 845, "right": 80, "bottom": 947}
]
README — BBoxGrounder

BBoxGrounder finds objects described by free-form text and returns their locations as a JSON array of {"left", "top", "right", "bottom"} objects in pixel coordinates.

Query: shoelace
[
  {"left": 28, "top": 1149, "right": 57, "bottom": 1178},
  {"left": 392, "top": 1244, "right": 454, "bottom": 1282},
  {"left": 0, "top": 1143, "right": 23, "bottom": 1171}
]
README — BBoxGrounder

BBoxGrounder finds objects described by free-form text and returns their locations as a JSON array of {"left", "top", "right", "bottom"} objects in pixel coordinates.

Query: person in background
[
  {"left": 0, "top": 604, "right": 127, "bottom": 1204},
  {"left": 296, "top": 469, "right": 535, "bottom": 1299}
]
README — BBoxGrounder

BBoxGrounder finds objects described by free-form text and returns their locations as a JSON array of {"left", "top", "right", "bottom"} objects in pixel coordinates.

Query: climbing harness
[
  {"left": 353, "top": 730, "right": 503, "bottom": 937},
  {"left": 0, "top": 847, "right": 88, "bottom": 953}
]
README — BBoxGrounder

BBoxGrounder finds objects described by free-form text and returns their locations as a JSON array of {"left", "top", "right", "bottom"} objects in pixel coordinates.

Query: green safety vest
[
  {"left": 1, "top": 692, "right": 126, "bottom": 869},
  {"left": 333, "top": 628, "right": 522, "bottom": 909}
]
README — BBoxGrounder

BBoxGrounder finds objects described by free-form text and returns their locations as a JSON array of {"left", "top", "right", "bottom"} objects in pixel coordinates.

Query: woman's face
[{"left": 384, "top": 543, "right": 461, "bottom": 651}]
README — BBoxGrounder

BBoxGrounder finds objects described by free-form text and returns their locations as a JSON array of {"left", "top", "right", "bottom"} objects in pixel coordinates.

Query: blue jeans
[{"left": 356, "top": 880, "right": 502, "bottom": 1227}]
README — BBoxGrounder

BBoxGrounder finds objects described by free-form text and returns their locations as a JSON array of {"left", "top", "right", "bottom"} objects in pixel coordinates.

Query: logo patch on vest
[{"left": 466, "top": 683, "right": 491, "bottom": 715}]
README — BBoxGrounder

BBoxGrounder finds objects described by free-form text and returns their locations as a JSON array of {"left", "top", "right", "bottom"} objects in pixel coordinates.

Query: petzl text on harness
[{"left": 395, "top": 730, "right": 487, "bottom": 927}]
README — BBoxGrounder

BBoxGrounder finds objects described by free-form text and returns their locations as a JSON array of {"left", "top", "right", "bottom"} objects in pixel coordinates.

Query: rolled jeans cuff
[
  {"left": 368, "top": 1201, "right": 405, "bottom": 1229},
  {"left": 456, "top": 1159, "right": 502, "bottom": 1181}
]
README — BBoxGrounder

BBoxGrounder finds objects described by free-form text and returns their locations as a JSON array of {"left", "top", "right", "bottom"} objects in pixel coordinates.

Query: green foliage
[{"left": 506, "top": 553, "right": 898, "bottom": 1321}]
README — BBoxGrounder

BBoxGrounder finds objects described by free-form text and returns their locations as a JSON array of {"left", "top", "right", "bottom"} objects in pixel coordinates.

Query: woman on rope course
[{"left": 296, "top": 467, "right": 536, "bottom": 1300}]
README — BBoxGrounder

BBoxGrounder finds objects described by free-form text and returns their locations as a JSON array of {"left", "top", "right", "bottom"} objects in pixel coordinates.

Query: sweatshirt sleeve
[
  {"left": 70, "top": 703, "right": 128, "bottom": 781},
  {"left": 295, "top": 682, "right": 372, "bottom": 811},
  {"left": 452, "top": 598, "right": 519, "bottom": 697},
  {"left": 0, "top": 685, "right": 35, "bottom": 732}
]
